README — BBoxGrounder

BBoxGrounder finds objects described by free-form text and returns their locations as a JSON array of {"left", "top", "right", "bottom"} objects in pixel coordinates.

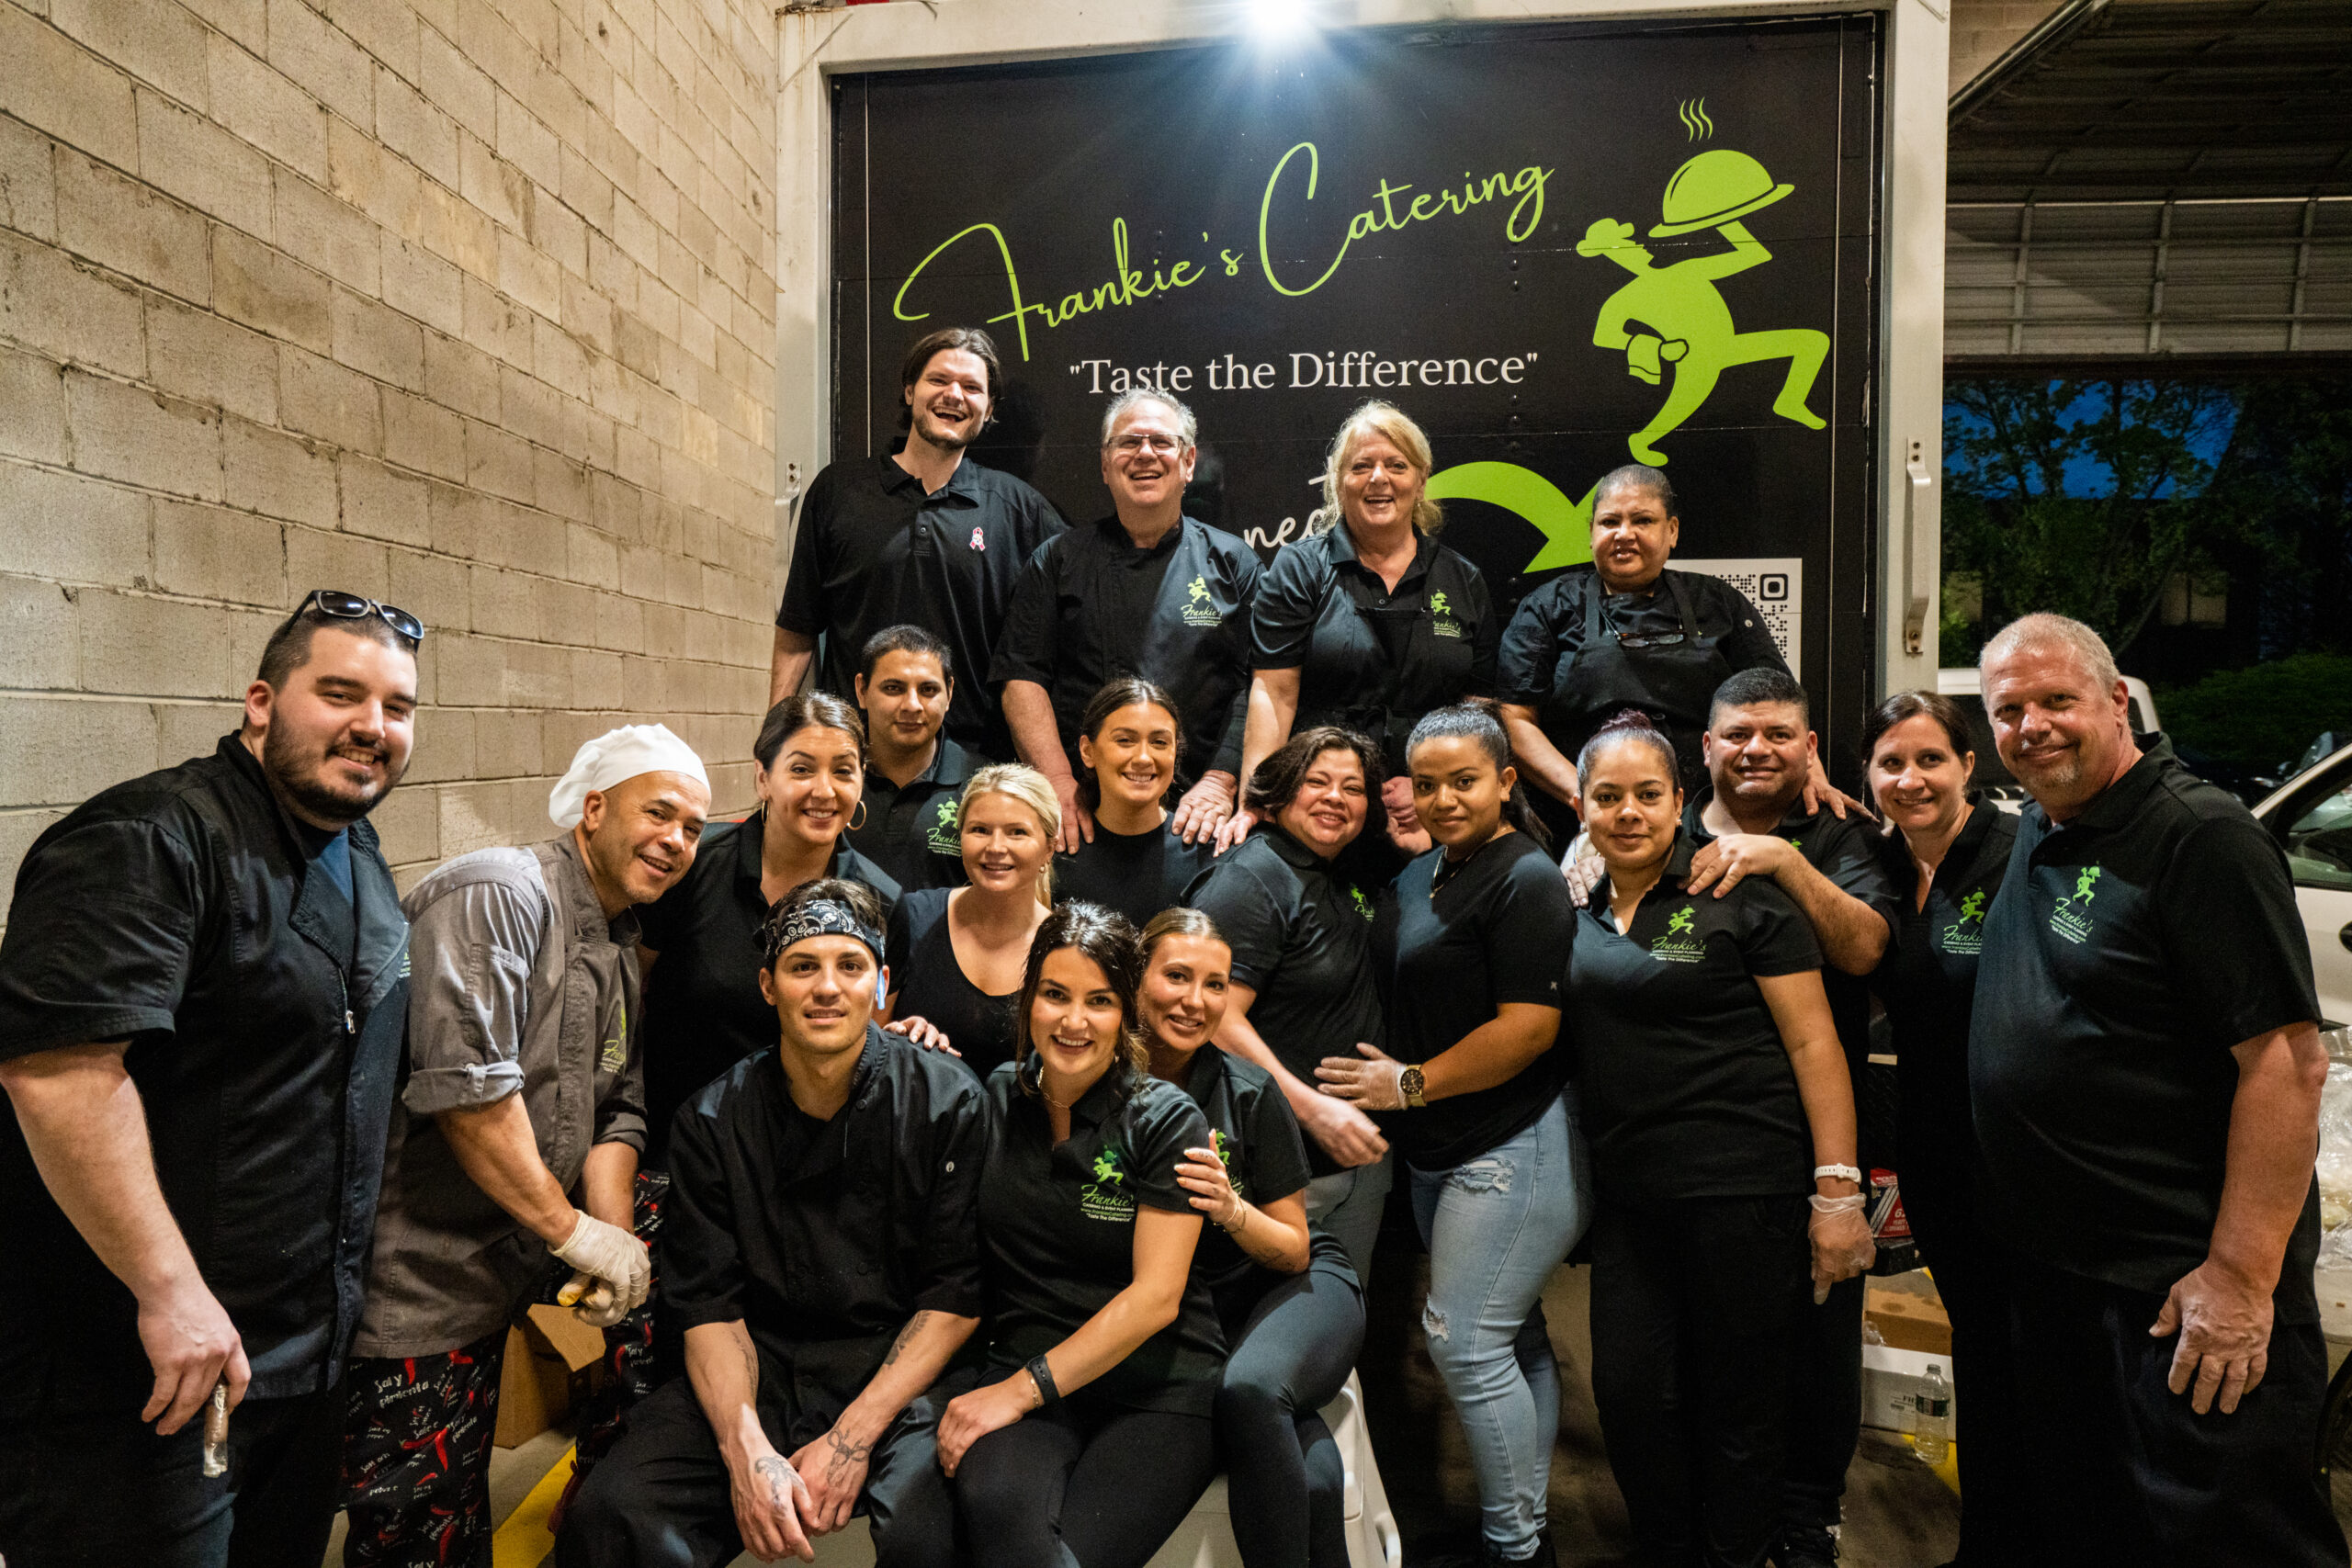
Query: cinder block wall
[{"left": 0, "top": 0, "right": 778, "bottom": 931}]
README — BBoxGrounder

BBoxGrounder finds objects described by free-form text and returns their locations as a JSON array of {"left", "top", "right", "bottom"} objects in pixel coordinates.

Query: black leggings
[
  {"left": 955, "top": 1393, "right": 1218, "bottom": 1568},
  {"left": 1216, "top": 1253, "right": 1366, "bottom": 1568}
]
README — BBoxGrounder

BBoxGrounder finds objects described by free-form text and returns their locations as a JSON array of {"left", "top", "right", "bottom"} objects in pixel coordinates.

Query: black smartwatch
[{"left": 1025, "top": 1354, "right": 1061, "bottom": 1406}]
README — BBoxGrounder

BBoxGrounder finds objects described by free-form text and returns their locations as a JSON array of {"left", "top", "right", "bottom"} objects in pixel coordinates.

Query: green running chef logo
[
  {"left": 926, "top": 796, "right": 961, "bottom": 856},
  {"left": 1349, "top": 885, "right": 1376, "bottom": 922},
  {"left": 1182, "top": 575, "right": 1222, "bottom": 627},
  {"left": 1081, "top": 1145, "right": 1136, "bottom": 1221},
  {"left": 1210, "top": 1128, "right": 1247, "bottom": 1199},
  {"left": 1940, "top": 888, "right": 1987, "bottom": 955},
  {"left": 2050, "top": 865, "right": 2100, "bottom": 945},
  {"left": 1650, "top": 905, "right": 1705, "bottom": 964},
  {"left": 1429, "top": 590, "right": 1464, "bottom": 639}
]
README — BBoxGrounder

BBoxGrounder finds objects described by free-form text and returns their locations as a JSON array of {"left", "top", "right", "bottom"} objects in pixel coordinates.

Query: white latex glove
[
  {"left": 1808, "top": 1192, "right": 1875, "bottom": 1303},
  {"left": 550, "top": 1211, "right": 650, "bottom": 1325}
]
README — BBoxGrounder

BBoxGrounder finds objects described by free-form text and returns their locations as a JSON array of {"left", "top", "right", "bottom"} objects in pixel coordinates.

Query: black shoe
[
  {"left": 1478, "top": 1532, "right": 1555, "bottom": 1568},
  {"left": 1772, "top": 1521, "right": 1839, "bottom": 1568}
]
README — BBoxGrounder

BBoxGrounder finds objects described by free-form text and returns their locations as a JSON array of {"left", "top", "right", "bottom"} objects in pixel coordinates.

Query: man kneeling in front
[{"left": 559, "top": 879, "right": 988, "bottom": 1568}]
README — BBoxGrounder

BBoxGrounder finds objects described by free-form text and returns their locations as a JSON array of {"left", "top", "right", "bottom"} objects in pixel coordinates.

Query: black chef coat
[
  {"left": 1376, "top": 831, "right": 1575, "bottom": 1173},
  {"left": 976, "top": 1059, "right": 1225, "bottom": 1415},
  {"left": 1498, "top": 566, "right": 1787, "bottom": 792},
  {"left": 635, "top": 811, "right": 900, "bottom": 1166},
  {"left": 661, "top": 1026, "right": 989, "bottom": 1447},
  {"left": 1683, "top": 787, "right": 1897, "bottom": 1162},
  {"left": 1054, "top": 818, "right": 1217, "bottom": 931},
  {"left": 1251, "top": 525, "right": 1498, "bottom": 772},
  {"left": 777, "top": 453, "right": 1064, "bottom": 757},
  {"left": 0, "top": 735, "right": 411, "bottom": 1416},
  {"left": 1182, "top": 827, "right": 1387, "bottom": 1179},
  {"left": 1868, "top": 797, "right": 2017, "bottom": 1197},
  {"left": 1970, "top": 737, "right": 2323, "bottom": 1314},
  {"left": 991, "top": 515, "right": 1262, "bottom": 785},
  {"left": 849, "top": 736, "right": 975, "bottom": 894},
  {"left": 1566, "top": 830, "right": 1824, "bottom": 1203},
  {"left": 1164, "top": 1045, "right": 1317, "bottom": 1296},
  {"left": 885, "top": 888, "right": 1021, "bottom": 1082}
]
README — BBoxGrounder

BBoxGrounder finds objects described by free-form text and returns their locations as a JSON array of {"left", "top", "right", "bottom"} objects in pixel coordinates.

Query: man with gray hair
[
  {"left": 1971, "top": 613, "right": 2343, "bottom": 1564},
  {"left": 992, "top": 387, "right": 1262, "bottom": 850},
  {"left": 341, "top": 725, "right": 712, "bottom": 1567}
]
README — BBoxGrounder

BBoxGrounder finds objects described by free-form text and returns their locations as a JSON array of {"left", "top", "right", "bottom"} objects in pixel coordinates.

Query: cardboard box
[
  {"left": 1864, "top": 1273, "right": 1951, "bottom": 1357},
  {"left": 1862, "top": 1342, "right": 1957, "bottom": 1440},
  {"left": 493, "top": 1303, "right": 608, "bottom": 1448}
]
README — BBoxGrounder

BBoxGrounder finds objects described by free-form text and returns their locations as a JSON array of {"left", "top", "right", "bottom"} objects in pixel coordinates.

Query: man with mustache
[
  {"left": 992, "top": 388, "right": 1262, "bottom": 850},
  {"left": 773, "top": 327, "right": 1064, "bottom": 761},
  {"left": 0, "top": 592, "right": 422, "bottom": 1567},
  {"left": 342, "top": 725, "right": 711, "bottom": 1567},
  {"left": 1971, "top": 614, "right": 2343, "bottom": 1566},
  {"left": 1677, "top": 665, "right": 1896, "bottom": 1568}
]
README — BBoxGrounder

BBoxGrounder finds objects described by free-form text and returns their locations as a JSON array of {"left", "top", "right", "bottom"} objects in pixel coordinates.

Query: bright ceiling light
[{"left": 1250, "top": 0, "right": 1317, "bottom": 41}]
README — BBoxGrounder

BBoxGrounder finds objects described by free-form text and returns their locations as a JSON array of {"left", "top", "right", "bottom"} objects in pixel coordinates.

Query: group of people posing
[{"left": 0, "top": 321, "right": 2338, "bottom": 1568}]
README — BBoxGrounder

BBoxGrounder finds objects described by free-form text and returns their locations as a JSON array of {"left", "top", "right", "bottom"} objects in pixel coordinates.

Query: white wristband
[{"left": 1814, "top": 1164, "right": 1862, "bottom": 1186}]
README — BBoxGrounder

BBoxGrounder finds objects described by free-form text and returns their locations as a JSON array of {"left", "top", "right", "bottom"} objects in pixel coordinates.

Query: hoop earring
[{"left": 849, "top": 800, "right": 867, "bottom": 831}]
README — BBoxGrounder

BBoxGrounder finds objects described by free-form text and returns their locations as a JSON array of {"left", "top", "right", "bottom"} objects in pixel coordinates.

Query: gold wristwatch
[{"left": 1398, "top": 1065, "right": 1428, "bottom": 1109}]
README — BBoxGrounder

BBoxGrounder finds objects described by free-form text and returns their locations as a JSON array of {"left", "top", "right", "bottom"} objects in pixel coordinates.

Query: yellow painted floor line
[{"left": 492, "top": 1442, "right": 577, "bottom": 1568}]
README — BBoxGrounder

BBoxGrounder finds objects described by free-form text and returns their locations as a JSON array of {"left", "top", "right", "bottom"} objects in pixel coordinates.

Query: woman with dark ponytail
[{"left": 1317, "top": 702, "right": 1585, "bottom": 1568}]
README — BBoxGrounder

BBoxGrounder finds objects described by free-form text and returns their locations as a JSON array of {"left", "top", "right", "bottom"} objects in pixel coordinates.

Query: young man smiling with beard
[
  {"left": 0, "top": 592, "right": 423, "bottom": 1568},
  {"left": 342, "top": 725, "right": 711, "bottom": 1568}
]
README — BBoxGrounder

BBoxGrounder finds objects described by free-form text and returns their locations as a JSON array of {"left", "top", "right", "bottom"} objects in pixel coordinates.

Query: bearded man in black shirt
[
  {"left": 559, "top": 879, "right": 988, "bottom": 1568},
  {"left": 1971, "top": 615, "right": 2343, "bottom": 1567}
]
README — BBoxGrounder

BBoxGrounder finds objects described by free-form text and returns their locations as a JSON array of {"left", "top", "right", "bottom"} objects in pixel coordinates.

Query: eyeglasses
[
  {"left": 1108, "top": 433, "right": 1184, "bottom": 457},
  {"left": 303, "top": 589, "right": 424, "bottom": 644}
]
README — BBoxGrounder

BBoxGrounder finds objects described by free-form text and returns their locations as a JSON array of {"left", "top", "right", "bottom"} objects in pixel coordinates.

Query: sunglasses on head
[{"left": 303, "top": 589, "right": 425, "bottom": 644}]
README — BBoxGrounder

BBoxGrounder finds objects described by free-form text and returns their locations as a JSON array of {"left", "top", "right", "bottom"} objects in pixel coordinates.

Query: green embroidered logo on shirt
[
  {"left": 600, "top": 996, "right": 629, "bottom": 1075},
  {"left": 1182, "top": 575, "right": 1222, "bottom": 627},
  {"left": 1210, "top": 1128, "right": 1247, "bottom": 1199},
  {"left": 1349, "top": 885, "right": 1375, "bottom": 922},
  {"left": 1429, "top": 590, "right": 1463, "bottom": 639},
  {"left": 1649, "top": 905, "right": 1705, "bottom": 964},
  {"left": 926, "top": 797, "right": 961, "bottom": 855},
  {"left": 1939, "top": 888, "right": 1988, "bottom": 955},
  {"left": 2050, "top": 864, "right": 2100, "bottom": 945},
  {"left": 1080, "top": 1144, "right": 1136, "bottom": 1222}
]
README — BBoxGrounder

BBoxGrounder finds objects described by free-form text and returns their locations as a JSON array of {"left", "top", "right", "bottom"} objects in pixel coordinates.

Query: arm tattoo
[
  {"left": 881, "top": 1310, "right": 933, "bottom": 1367},
  {"left": 754, "top": 1453, "right": 799, "bottom": 1506},
  {"left": 732, "top": 1325, "right": 761, "bottom": 1395}
]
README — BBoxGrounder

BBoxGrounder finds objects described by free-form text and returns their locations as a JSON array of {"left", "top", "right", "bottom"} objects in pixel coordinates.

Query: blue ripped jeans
[{"left": 1408, "top": 1089, "right": 1591, "bottom": 1561}]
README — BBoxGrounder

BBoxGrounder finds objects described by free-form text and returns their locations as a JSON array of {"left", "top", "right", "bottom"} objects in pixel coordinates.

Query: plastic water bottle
[{"left": 1914, "top": 1363, "right": 1951, "bottom": 1467}]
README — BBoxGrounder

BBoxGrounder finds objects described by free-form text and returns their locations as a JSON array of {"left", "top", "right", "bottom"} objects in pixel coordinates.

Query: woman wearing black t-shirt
[
  {"left": 1187, "top": 726, "right": 1396, "bottom": 1282},
  {"left": 1139, "top": 908, "right": 1365, "bottom": 1568},
  {"left": 1054, "top": 679, "right": 1216, "bottom": 927},
  {"left": 942, "top": 903, "right": 1226, "bottom": 1568},
  {"left": 1862, "top": 691, "right": 2028, "bottom": 1561},
  {"left": 1319, "top": 705, "right": 1582, "bottom": 1568},
  {"left": 881, "top": 764, "right": 1056, "bottom": 1082},
  {"left": 1565, "top": 713, "right": 1872, "bottom": 1568}
]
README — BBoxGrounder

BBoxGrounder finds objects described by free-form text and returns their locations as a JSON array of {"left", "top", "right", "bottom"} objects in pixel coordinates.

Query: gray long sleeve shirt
[{"left": 353, "top": 834, "right": 645, "bottom": 1358}]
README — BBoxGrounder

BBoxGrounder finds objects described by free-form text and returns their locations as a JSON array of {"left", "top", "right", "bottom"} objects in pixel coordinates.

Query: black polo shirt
[
  {"left": 777, "top": 453, "right": 1064, "bottom": 756},
  {"left": 1251, "top": 525, "right": 1498, "bottom": 771},
  {"left": 1054, "top": 818, "right": 1217, "bottom": 931},
  {"left": 885, "top": 889, "right": 1021, "bottom": 1083},
  {"left": 1182, "top": 827, "right": 1386, "bottom": 1178},
  {"left": 661, "top": 1026, "right": 989, "bottom": 1447},
  {"left": 0, "top": 735, "right": 411, "bottom": 1416},
  {"left": 1165, "top": 1046, "right": 1317, "bottom": 1295},
  {"left": 1970, "top": 738, "right": 2322, "bottom": 1312},
  {"left": 976, "top": 1059, "right": 1225, "bottom": 1414},
  {"left": 1684, "top": 786, "right": 1897, "bottom": 1158},
  {"left": 635, "top": 811, "right": 901, "bottom": 1166},
  {"left": 1567, "top": 830, "right": 1823, "bottom": 1203},
  {"left": 1377, "top": 831, "right": 1575, "bottom": 1173},
  {"left": 991, "top": 515, "right": 1262, "bottom": 785},
  {"left": 849, "top": 736, "right": 974, "bottom": 894},
  {"left": 1869, "top": 798, "right": 2018, "bottom": 1189}
]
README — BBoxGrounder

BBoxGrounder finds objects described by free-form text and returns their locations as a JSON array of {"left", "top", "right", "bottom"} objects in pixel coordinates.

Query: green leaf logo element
[{"left": 1425, "top": 462, "right": 1598, "bottom": 572}]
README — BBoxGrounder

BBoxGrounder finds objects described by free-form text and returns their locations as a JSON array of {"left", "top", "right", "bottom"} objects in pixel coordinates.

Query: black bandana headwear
[{"left": 760, "top": 897, "right": 884, "bottom": 965}]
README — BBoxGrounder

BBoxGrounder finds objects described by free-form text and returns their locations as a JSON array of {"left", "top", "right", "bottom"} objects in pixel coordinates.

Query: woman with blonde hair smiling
[
  {"left": 1220, "top": 400, "right": 1499, "bottom": 853},
  {"left": 882, "top": 762, "right": 1058, "bottom": 1083}
]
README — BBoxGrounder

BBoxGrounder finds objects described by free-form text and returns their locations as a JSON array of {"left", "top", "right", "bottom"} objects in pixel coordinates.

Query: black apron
[{"left": 1547, "top": 570, "right": 1740, "bottom": 796}]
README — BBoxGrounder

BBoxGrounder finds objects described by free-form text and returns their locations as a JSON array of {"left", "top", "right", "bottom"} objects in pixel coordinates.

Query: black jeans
[
  {"left": 1589, "top": 1193, "right": 1811, "bottom": 1568},
  {"left": 1779, "top": 1271, "right": 1862, "bottom": 1534},
  {"left": 0, "top": 1384, "right": 342, "bottom": 1568},
  {"left": 555, "top": 1375, "right": 961, "bottom": 1568},
  {"left": 955, "top": 1389, "right": 1219, "bottom": 1568},
  {"left": 2004, "top": 1248, "right": 2347, "bottom": 1568},
  {"left": 1217, "top": 1252, "right": 1366, "bottom": 1568}
]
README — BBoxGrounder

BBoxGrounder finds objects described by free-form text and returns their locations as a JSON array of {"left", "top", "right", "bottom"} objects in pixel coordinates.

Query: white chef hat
[{"left": 548, "top": 724, "right": 710, "bottom": 829}]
